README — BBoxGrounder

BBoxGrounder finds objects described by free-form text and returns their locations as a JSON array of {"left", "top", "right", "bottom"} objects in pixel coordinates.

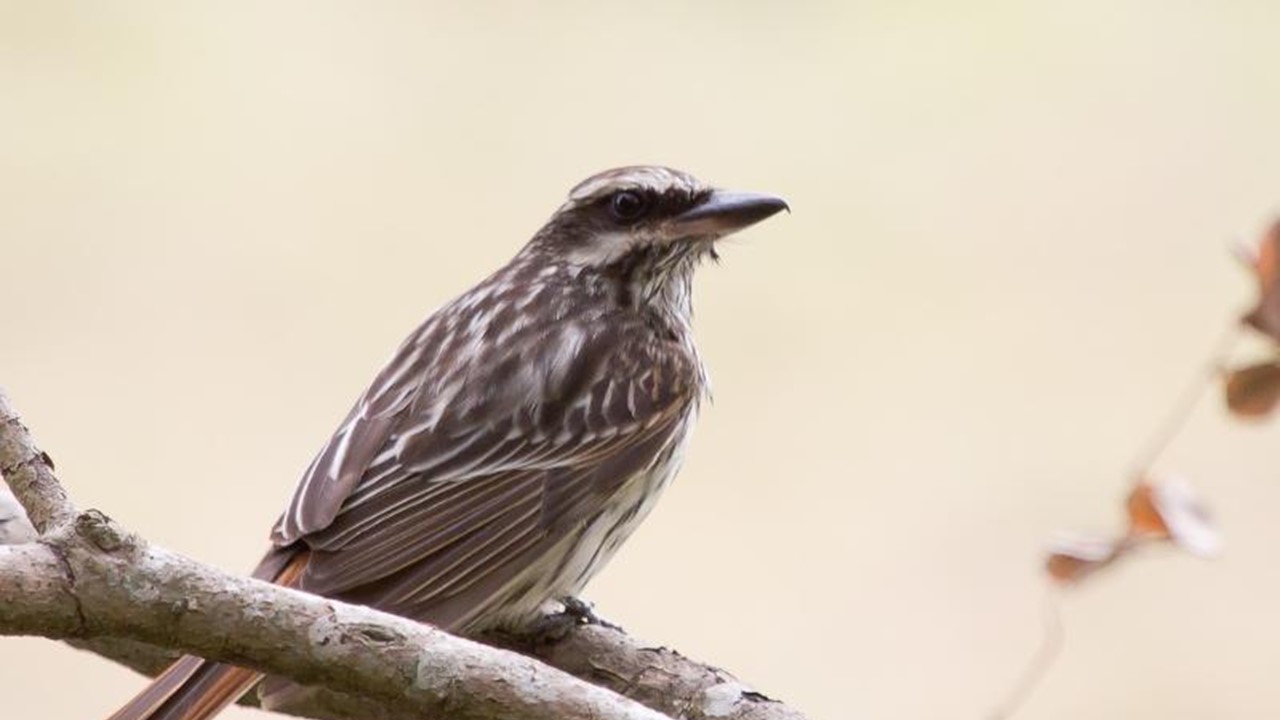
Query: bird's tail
[
  {"left": 103, "top": 547, "right": 308, "bottom": 720},
  {"left": 106, "top": 657, "right": 263, "bottom": 720}
]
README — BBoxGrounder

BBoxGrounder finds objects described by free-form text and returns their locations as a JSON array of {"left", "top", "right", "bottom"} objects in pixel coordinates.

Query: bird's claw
[{"left": 559, "top": 596, "right": 623, "bottom": 631}]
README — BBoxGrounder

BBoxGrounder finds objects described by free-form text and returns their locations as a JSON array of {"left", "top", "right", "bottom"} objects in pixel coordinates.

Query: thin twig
[
  {"left": 1129, "top": 324, "right": 1242, "bottom": 477},
  {"left": 987, "top": 588, "right": 1064, "bottom": 720},
  {"left": 0, "top": 389, "right": 75, "bottom": 533}
]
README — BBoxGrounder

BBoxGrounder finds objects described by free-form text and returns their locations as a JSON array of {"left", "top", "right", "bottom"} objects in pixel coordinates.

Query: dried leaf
[
  {"left": 1242, "top": 220, "right": 1280, "bottom": 342},
  {"left": 1126, "top": 483, "right": 1169, "bottom": 538},
  {"left": 1126, "top": 476, "right": 1221, "bottom": 557},
  {"left": 1224, "top": 360, "right": 1280, "bottom": 418},
  {"left": 1044, "top": 533, "right": 1119, "bottom": 584}
]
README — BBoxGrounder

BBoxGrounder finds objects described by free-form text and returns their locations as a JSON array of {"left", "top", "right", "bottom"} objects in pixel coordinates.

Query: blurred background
[{"left": 4, "top": 2, "right": 1280, "bottom": 718}]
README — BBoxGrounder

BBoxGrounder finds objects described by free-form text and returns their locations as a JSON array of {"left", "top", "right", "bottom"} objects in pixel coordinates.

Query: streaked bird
[{"left": 107, "top": 165, "right": 788, "bottom": 720}]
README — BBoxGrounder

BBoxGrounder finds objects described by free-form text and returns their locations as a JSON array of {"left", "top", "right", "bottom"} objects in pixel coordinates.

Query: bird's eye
[{"left": 608, "top": 191, "right": 650, "bottom": 223}]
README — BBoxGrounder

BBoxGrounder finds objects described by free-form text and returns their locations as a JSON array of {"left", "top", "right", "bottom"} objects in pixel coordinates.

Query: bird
[{"left": 106, "top": 165, "right": 788, "bottom": 720}]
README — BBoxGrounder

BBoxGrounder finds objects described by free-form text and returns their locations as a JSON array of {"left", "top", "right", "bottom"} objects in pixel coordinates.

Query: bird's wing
[
  {"left": 270, "top": 310, "right": 699, "bottom": 625},
  {"left": 272, "top": 316, "right": 442, "bottom": 543}
]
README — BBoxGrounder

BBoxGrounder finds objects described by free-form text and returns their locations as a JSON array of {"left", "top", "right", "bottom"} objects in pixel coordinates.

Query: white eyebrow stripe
[{"left": 565, "top": 166, "right": 705, "bottom": 205}]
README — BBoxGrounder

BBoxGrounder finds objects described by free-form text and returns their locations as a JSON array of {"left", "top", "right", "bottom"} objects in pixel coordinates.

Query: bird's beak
[{"left": 669, "top": 190, "right": 789, "bottom": 238}]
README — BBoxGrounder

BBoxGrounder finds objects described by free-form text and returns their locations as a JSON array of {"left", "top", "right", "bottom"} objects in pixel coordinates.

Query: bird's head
[{"left": 527, "top": 166, "right": 788, "bottom": 271}]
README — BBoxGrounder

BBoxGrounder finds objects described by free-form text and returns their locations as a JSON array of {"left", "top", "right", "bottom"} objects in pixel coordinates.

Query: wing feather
[{"left": 270, "top": 301, "right": 701, "bottom": 628}]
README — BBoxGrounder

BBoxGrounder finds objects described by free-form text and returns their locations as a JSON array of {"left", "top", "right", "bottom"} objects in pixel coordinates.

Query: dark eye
[{"left": 608, "top": 191, "right": 650, "bottom": 223}]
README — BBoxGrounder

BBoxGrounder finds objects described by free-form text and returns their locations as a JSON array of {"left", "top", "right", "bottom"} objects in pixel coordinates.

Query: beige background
[{"left": 5, "top": 2, "right": 1280, "bottom": 718}]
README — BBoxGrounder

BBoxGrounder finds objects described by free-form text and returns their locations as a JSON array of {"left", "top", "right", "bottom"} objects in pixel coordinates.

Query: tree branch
[
  {"left": 0, "top": 388, "right": 806, "bottom": 720},
  {"left": 484, "top": 623, "right": 807, "bottom": 720},
  {"left": 0, "top": 391, "right": 75, "bottom": 532},
  {"left": 0, "top": 513, "right": 670, "bottom": 720}
]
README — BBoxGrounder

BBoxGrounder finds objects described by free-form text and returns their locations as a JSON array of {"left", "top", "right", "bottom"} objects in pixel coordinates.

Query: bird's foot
[{"left": 559, "top": 596, "right": 623, "bottom": 631}]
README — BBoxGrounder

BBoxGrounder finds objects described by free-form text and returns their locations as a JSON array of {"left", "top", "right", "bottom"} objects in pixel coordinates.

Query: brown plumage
[{"left": 106, "top": 166, "right": 787, "bottom": 720}]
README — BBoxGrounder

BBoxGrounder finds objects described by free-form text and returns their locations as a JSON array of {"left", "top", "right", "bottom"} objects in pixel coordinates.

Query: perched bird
[{"left": 107, "top": 166, "right": 788, "bottom": 720}]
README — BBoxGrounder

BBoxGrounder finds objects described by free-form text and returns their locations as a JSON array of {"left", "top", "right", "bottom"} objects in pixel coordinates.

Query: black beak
[{"left": 671, "top": 190, "right": 789, "bottom": 237}]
